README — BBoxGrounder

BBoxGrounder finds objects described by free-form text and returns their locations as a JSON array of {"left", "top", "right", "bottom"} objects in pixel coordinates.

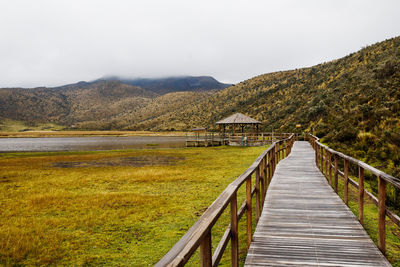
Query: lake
[{"left": 0, "top": 136, "right": 186, "bottom": 152}]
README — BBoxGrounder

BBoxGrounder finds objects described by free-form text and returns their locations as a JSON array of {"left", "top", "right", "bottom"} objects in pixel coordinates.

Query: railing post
[
  {"left": 276, "top": 143, "right": 279, "bottom": 162},
  {"left": 315, "top": 143, "right": 319, "bottom": 166},
  {"left": 319, "top": 146, "right": 322, "bottom": 172},
  {"left": 274, "top": 145, "right": 277, "bottom": 172},
  {"left": 378, "top": 176, "right": 386, "bottom": 255},
  {"left": 344, "top": 159, "right": 349, "bottom": 205},
  {"left": 266, "top": 153, "right": 269, "bottom": 186},
  {"left": 328, "top": 151, "right": 333, "bottom": 186},
  {"left": 246, "top": 176, "right": 252, "bottom": 251},
  {"left": 320, "top": 147, "right": 324, "bottom": 172},
  {"left": 285, "top": 140, "right": 288, "bottom": 157},
  {"left": 325, "top": 149, "right": 328, "bottom": 178},
  {"left": 268, "top": 152, "right": 272, "bottom": 186},
  {"left": 200, "top": 230, "right": 212, "bottom": 267},
  {"left": 230, "top": 192, "right": 239, "bottom": 267},
  {"left": 272, "top": 146, "right": 275, "bottom": 176},
  {"left": 334, "top": 154, "right": 338, "bottom": 193},
  {"left": 260, "top": 162, "right": 265, "bottom": 206},
  {"left": 283, "top": 140, "right": 286, "bottom": 158},
  {"left": 256, "top": 167, "right": 261, "bottom": 221},
  {"left": 285, "top": 140, "right": 290, "bottom": 158},
  {"left": 358, "top": 166, "right": 364, "bottom": 225},
  {"left": 263, "top": 156, "right": 268, "bottom": 194}
]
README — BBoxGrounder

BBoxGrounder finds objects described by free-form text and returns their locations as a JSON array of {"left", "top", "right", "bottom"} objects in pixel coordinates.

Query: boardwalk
[{"left": 245, "top": 141, "right": 391, "bottom": 266}]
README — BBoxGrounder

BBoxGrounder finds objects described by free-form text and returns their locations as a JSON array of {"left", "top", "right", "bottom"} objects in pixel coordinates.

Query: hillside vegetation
[
  {"left": 144, "top": 37, "right": 400, "bottom": 178},
  {"left": 1, "top": 37, "right": 399, "bottom": 177},
  {"left": 102, "top": 76, "right": 232, "bottom": 94},
  {"left": 0, "top": 78, "right": 222, "bottom": 130},
  {"left": 0, "top": 80, "right": 154, "bottom": 126}
]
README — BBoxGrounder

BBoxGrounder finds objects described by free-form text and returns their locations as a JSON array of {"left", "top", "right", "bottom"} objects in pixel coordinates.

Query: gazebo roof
[{"left": 215, "top": 113, "right": 262, "bottom": 125}]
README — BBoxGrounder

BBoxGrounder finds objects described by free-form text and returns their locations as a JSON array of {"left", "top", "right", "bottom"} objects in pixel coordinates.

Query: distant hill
[
  {"left": 0, "top": 37, "right": 399, "bottom": 177},
  {"left": 142, "top": 36, "right": 398, "bottom": 177},
  {"left": 0, "top": 75, "right": 230, "bottom": 128},
  {"left": 101, "top": 76, "right": 233, "bottom": 94},
  {"left": 0, "top": 80, "right": 156, "bottom": 126},
  {"left": 109, "top": 37, "right": 399, "bottom": 178}
]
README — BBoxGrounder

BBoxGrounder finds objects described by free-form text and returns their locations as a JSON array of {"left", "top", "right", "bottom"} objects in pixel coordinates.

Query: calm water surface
[{"left": 0, "top": 136, "right": 186, "bottom": 152}]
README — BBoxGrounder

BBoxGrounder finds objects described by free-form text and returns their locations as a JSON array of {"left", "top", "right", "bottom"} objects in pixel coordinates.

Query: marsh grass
[{"left": 0, "top": 146, "right": 266, "bottom": 266}]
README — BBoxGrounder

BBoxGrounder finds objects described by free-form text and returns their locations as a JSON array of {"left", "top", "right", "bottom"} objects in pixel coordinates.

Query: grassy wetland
[{"left": 0, "top": 145, "right": 267, "bottom": 266}]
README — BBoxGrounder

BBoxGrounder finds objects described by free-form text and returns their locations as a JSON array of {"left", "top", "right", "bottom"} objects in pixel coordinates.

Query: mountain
[
  {"left": 0, "top": 80, "right": 156, "bottom": 127},
  {"left": 146, "top": 37, "right": 399, "bottom": 178},
  {"left": 0, "top": 37, "right": 399, "bottom": 177},
  {"left": 101, "top": 76, "right": 233, "bottom": 94},
  {"left": 0, "top": 76, "right": 228, "bottom": 130},
  {"left": 116, "top": 37, "right": 398, "bottom": 179}
]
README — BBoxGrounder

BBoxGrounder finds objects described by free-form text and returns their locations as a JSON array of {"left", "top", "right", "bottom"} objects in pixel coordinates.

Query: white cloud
[{"left": 0, "top": 0, "right": 399, "bottom": 87}]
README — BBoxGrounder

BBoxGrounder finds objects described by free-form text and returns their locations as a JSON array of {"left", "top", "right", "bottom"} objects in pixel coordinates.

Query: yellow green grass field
[
  {"left": 0, "top": 119, "right": 186, "bottom": 137},
  {"left": 0, "top": 146, "right": 267, "bottom": 266}
]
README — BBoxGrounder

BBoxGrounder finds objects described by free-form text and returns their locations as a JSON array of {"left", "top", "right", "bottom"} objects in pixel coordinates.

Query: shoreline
[{"left": 0, "top": 130, "right": 187, "bottom": 138}]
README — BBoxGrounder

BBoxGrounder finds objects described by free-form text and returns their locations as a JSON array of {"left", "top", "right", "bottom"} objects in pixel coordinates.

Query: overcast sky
[{"left": 1, "top": 0, "right": 399, "bottom": 88}]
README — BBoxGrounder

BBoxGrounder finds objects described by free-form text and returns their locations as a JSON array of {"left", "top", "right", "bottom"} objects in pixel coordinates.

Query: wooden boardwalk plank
[{"left": 245, "top": 141, "right": 391, "bottom": 267}]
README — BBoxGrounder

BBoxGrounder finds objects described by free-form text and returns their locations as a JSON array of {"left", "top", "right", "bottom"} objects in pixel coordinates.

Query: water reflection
[{"left": 0, "top": 136, "right": 186, "bottom": 152}]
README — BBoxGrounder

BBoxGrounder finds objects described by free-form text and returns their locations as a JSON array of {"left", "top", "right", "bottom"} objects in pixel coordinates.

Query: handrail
[
  {"left": 186, "top": 132, "right": 297, "bottom": 147},
  {"left": 308, "top": 134, "right": 400, "bottom": 188},
  {"left": 307, "top": 133, "right": 400, "bottom": 256},
  {"left": 156, "top": 134, "right": 295, "bottom": 266}
]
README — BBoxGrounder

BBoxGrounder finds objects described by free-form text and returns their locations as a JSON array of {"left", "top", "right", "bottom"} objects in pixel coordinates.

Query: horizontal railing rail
[
  {"left": 308, "top": 133, "right": 400, "bottom": 255},
  {"left": 186, "top": 132, "right": 295, "bottom": 139},
  {"left": 156, "top": 134, "right": 295, "bottom": 267}
]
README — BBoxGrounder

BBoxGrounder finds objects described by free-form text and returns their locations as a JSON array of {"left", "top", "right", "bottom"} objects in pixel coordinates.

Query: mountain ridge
[
  {"left": 0, "top": 37, "right": 399, "bottom": 178},
  {"left": 0, "top": 76, "right": 229, "bottom": 129},
  {"left": 99, "top": 75, "right": 233, "bottom": 94}
]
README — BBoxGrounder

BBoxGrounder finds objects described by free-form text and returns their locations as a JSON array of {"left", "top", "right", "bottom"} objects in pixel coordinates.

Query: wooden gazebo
[{"left": 215, "top": 113, "right": 262, "bottom": 135}]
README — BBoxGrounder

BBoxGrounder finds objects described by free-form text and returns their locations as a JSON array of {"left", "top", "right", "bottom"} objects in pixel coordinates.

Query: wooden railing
[
  {"left": 185, "top": 132, "right": 298, "bottom": 147},
  {"left": 225, "top": 132, "right": 295, "bottom": 146},
  {"left": 308, "top": 134, "right": 400, "bottom": 255},
  {"left": 186, "top": 132, "right": 222, "bottom": 147},
  {"left": 227, "top": 133, "right": 294, "bottom": 146},
  {"left": 156, "top": 134, "right": 295, "bottom": 266}
]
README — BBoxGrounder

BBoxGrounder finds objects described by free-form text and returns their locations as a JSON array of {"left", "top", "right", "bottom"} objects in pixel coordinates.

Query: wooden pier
[
  {"left": 157, "top": 134, "right": 399, "bottom": 267},
  {"left": 245, "top": 141, "right": 390, "bottom": 266},
  {"left": 185, "top": 132, "right": 223, "bottom": 147}
]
